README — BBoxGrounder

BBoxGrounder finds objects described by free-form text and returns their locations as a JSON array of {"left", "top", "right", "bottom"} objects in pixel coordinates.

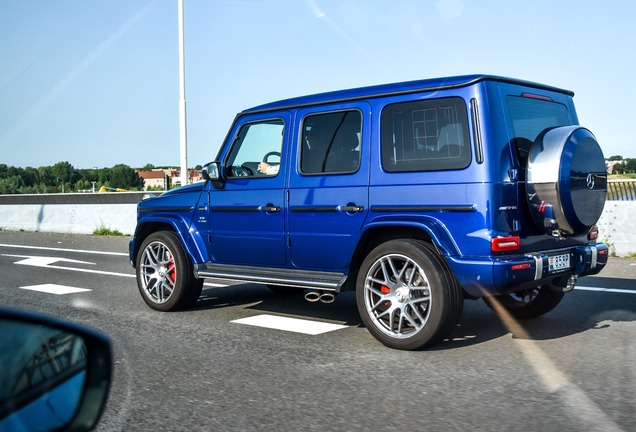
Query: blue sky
[{"left": 1, "top": 0, "right": 634, "bottom": 169}]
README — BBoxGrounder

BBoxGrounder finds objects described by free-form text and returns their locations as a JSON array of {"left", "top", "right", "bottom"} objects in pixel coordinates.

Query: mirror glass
[
  {"left": 0, "top": 319, "right": 87, "bottom": 432},
  {"left": 207, "top": 162, "right": 220, "bottom": 180}
]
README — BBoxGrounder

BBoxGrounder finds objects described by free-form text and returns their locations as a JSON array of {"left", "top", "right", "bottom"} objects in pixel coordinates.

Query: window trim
[{"left": 470, "top": 98, "right": 484, "bottom": 164}]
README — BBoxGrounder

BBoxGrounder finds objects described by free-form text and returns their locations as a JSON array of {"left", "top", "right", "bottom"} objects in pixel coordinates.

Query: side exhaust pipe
[
  {"left": 305, "top": 291, "right": 322, "bottom": 302},
  {"left": 319, "top": 292, "right": 337, "bottom": 304}
]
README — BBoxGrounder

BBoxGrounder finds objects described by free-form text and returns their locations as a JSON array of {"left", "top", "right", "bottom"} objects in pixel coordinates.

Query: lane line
[
  {"left": 20, "top": 284, "right": 91, "bottom": 295},
  {"left": 575, "top": 286, "right": 636, "bottom": 295},
  {"left": 0, "top": 243, "right": 128, "bottom": 256},
  {"left": 232, "top": 314, "right": 347, "bottom": 335},
  {"left": 2, "top": 253, "right": 135, "bottom": 278},
  {"left": 3, "top": 254, "right": 95, "bottom": 266}
]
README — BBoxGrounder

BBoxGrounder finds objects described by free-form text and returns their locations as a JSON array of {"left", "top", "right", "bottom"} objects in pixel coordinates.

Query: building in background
[{"left": 136, "top": 170, "right": 168, "bottom": 191}]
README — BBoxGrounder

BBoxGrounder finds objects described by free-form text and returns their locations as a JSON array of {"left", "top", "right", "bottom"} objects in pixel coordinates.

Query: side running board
[{"left": 193, "top": 263, "right": 346, "bottom": 292}]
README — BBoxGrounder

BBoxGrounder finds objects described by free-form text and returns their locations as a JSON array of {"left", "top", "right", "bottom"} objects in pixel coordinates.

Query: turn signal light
[
  {"left": 492, "top": 236, "right": 520, "bottom": 252},
  {"left": 588, "top": 226, "right": 599, "bottom": 241}
]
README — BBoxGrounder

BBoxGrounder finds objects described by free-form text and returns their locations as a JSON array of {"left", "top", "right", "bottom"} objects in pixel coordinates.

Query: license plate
[{"left": 549, "top": 254, "right": 570, "bottom": 272}]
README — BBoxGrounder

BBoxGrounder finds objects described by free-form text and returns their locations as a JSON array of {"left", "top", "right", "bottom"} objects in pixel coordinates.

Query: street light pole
[{"left": 178, "top": 0, "right": 188, "bottom": 187}]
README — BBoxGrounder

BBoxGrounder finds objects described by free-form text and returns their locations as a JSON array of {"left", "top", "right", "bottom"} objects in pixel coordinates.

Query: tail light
[
  {"left": 588, "top": 226, "right": 599, "bottom": 241},
  {"left": 492, "top": 236, "right": 520, "bottom": 252}
]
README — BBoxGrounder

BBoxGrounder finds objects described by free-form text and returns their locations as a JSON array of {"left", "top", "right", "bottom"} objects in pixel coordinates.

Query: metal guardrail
[{"left": 607, "top": 180, "right": 636, "bottom": 201}]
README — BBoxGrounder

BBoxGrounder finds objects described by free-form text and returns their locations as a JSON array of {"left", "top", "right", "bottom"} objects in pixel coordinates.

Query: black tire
[
  {"left": 482, "top": 286, "right": 564, "bottom": 320},
  {"left": 136, "top": 231, "right": 203, "bottom": 311},
  {"left": 356, "top": 239, "right": 463, "bottom": 350},
  {"left": 266, "top": 284, "right": 306, "bottom": 295}
]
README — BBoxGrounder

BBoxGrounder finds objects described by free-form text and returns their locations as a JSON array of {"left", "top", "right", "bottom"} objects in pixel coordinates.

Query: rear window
[
  {"left": 505, "top": 95, "right": 571, "bottom": 166},
  {"left": 381, "top": 97, "right": 471, "bottom": 172}
]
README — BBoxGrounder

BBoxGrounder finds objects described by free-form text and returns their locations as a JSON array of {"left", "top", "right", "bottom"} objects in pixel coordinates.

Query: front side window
[
  {"left": 300, "top": 110, "right": 361, "bottom": 175},
  {"left": 381, "top": 97, "right": 471, "bottom": 172},
  {"left": 225, "top": 119, "right": 284, "bottom": 177}
]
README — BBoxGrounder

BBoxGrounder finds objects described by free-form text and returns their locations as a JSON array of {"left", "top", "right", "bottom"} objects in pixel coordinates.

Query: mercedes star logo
[{"left": 586, "top": 173, "right": 595, "bottom": 190}]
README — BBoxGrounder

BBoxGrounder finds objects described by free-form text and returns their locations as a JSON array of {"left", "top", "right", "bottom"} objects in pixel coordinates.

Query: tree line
[
  {"left": 0, "top": 162, "right": 145, "bottom": 194},
  {"left": 607, "top": 155, "right": 636, "bottom": 174}
]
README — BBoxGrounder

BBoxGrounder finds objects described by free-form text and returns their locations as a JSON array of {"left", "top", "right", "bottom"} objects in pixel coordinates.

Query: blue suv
[{"left": 129, "top": 75, "right": 608, "bottom": 350}]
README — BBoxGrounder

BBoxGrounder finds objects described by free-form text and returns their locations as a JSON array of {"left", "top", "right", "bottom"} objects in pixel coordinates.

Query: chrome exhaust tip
[
  {"left": 305, "top": 291, "right": 322, "bottom": 302},
  {"left": 319, "top": 292, "right": 337, "bottom": 304}
]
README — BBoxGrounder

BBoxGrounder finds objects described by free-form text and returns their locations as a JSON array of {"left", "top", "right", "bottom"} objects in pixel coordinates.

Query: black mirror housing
[{"left": 0, "top": 308, "right": 112, "bottom": 432}]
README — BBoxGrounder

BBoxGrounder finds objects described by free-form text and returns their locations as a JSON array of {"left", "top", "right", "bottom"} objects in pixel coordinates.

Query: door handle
[
  {"left": 260, "top": 205, "right": 280, "bottom": 213},
  {"left": 340, "top": 205, "right": 364, "bottom": 213}
]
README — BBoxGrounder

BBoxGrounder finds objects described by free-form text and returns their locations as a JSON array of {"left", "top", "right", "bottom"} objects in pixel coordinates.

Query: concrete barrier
[
  {"left": 0, "top": 192, "right": 157, "bottom": 236},
  {"left": 597, "top": 201, "right": 636, "bottom": 257},
  {"left": 0, "top": 193, "right": 634, "bottom": 256}
]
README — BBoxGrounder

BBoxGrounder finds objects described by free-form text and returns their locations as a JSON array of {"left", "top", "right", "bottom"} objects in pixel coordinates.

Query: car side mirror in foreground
[
  {"left": 0, "top": 308, "right": 112, "bottom": 432},
  {"left": 202, "top": 161, "right": 225, "bottom": 189}
]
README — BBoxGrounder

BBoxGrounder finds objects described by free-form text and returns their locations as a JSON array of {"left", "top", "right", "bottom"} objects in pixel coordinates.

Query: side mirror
[
  {"left": 0, "top": 308, "right": 111, "bottom": 432},
  {"left": 202, "top": 161, "right": 225, "bottom": 190}
]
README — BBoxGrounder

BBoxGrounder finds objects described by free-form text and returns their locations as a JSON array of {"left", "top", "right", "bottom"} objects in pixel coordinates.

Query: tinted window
[
  {"left": 300, "top": 110, "right": 361, "bottom": 174},
  {"left": 505, "top": 96, "right": 570, "bottom": 166},
  {"left": 506, "top": 96, "right": 570, "bottom": 141},
  {"left": 381, "top": 97, "right": 470, "bottom": 172}
]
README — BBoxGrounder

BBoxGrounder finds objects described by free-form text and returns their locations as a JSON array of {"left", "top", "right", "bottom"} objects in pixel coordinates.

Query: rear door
[{"left": 287, "top": 102, "right": 370, "bottom": 270}]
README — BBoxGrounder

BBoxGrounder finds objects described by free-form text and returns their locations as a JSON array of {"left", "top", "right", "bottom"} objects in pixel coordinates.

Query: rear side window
[
  {"left": 300, "top": 110, "right": 361, "bottom": 175},
  {"left": 381, "top": 97, "right": 470, "bottom": 172},
  {"left": 505, "top": 96, "right": 570, "bottom": 167}
]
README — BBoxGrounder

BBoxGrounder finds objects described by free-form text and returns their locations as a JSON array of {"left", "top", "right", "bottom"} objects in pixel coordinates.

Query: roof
[
  {"left": 137, "top": 171, "right": 165, "bottom": 179},
  {"left": 243, "top": 75, "right": 574, "bottom": 114}
]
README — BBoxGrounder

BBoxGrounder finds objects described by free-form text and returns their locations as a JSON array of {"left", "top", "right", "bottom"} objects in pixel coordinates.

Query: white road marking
[
  {"left": 0, "top": 243, "right": 128, "bottom": 256},
  {"left": 203, "top": 282, "right": 227, "bottom": 287},
  {"left": 5, "top": 254, "right": 95, "bottom": 266},
  {"left": 575, "top": 286, "right": 636, "bottom": 295},
  {"left": 2, "top": 253, "right": 135, "bottom": 278},
  {"left": 232, "top": 314, "right": 347, "bottom": 335},
  {"left": 20, "top": 284, "right": 91, "bottom": 295}
]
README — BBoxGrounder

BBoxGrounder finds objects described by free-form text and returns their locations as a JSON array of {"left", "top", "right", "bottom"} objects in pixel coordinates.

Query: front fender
[{"left": 131, "top": 213, "right": 206, "bottom": 268}]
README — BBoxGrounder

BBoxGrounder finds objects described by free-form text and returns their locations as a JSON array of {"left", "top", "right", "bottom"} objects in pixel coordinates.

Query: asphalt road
[{"left": 1, "top": 231, "right": 635, "bottom": 432}]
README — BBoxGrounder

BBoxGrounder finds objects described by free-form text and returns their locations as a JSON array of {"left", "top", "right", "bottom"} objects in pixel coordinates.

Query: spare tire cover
[{"left": 526, "top": 126, "right": 606, "bottom": 237}]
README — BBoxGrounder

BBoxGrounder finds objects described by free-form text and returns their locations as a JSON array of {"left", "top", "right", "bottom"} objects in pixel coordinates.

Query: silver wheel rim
[
  {"left": 363, "top": 253, "right": 431, "bottom": 339},
  {"left": 139, "top": 241, "right": 176, "bottom": 304}
]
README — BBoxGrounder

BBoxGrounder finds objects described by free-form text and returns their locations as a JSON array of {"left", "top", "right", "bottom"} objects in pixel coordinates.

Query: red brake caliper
[
  {"left": 167, "top": 252, "right": 175, "bottom": 282},
  {"left": 381, "top": 285, "right": 391, "bottom": 305}
]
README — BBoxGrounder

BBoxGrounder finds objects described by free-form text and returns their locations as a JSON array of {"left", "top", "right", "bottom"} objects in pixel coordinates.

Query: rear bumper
[{"left": 446, "top": 243, "right": 608, "bottom": 298}]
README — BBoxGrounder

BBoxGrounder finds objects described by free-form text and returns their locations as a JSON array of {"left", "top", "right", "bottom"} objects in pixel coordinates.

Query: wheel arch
[
  {"left": 132, "top": 217, "right": 204, "bottom": 268},
  {"left": 342, "top": 221, "right": 458, "bottom": 291}
]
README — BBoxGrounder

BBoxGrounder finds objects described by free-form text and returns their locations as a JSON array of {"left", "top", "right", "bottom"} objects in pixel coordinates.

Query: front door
[{"left": 209, "top": 112, "right": 290, "bottom": 266}]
